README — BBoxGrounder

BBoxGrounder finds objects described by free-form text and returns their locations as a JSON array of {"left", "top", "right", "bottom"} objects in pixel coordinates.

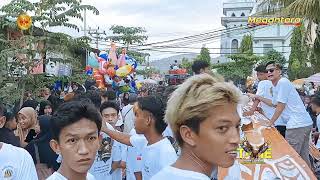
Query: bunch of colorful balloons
[{"left": 85, "top": 43, "right": 138, "bottom": 93}]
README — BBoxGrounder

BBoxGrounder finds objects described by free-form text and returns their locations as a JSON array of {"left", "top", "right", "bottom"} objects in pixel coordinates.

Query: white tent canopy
[{"left": 305, "top": 73, "right": 320, "bottom": 85}]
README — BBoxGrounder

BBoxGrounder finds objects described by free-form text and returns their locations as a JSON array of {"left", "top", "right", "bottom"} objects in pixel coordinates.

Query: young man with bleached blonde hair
[{"left": 151, "top": 73, "right": 242, "bottom": 180}]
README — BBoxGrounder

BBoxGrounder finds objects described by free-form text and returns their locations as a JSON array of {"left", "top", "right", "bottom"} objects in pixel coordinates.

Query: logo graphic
[
  {"left": 238, "top": 128, "right": 272, "bottom": 164},
  {"left": 248, "top": 17, "right": 302, "bottom": 26},
  {"left": 17, "top": 13, "right": 32, "bottom": 30},
  {"left": 2, "top": 166, "right": 15, "bottom": 179},
  {"left": 97, "top": 136, "right": 113, "bottom": 162}
]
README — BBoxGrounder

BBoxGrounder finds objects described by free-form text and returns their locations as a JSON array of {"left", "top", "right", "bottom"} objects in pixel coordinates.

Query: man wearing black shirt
[{"left": 0, "top": 104, "right": 20, "bottom": 147}]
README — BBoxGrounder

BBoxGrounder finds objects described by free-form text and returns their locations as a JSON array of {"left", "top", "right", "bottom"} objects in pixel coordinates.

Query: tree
[
  {"left": 258, "top": 0, "right": 320, "bottom": 69},
  {"left": 195, "top": 47, "right": 211, "bottom": 65},
  {"left": 239, "top": 35, "right": 253, "bottom": 55},
  {"left": 260, "top": 50, "right": 287, "bottom": 66},
  {"left": 109, "top": 25, "right": 148, "bottom": 64},
  {"left": 288, "top": 26, "right": 313, "bottom": 80},
  {"left": 181, "top": 57, "right": 193, "bottom": 74},
  {"left": 0, "top": 0, "right": 98, "bottom": 106},
  {"left": 212, "top": 54, "right": 260, "bottom": 84},
  {"left": 109, "top": 25, "right": 148, "bottom": 49}
]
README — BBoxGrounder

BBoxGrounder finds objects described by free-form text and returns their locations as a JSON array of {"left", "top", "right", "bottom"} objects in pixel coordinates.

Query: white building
[{"left": 220, "top": 0, "right": 294, "bottom": 63}]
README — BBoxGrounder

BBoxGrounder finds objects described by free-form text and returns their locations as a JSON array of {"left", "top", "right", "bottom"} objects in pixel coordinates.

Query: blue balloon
[
  {"left": 54, "top": 81, "right": 62, "bottom": 91},
  {"left": 86, "top": 70, "right": 93, "bottom": 76},
  {"left": 99, "top": 54, "right": 108, "bottom": 61},
  {"left": 125, "top": 55, "right": 138, "bottom": 69}
]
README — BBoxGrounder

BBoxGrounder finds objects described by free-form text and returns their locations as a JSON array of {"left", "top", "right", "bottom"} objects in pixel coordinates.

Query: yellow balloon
[
  {"left": 17, "top": 13, "right": 32, "bottom": 30},
  {"left": 116, "top": 65, "right": 132, "bottom": 77},
  {"left": 136, "top": 82, "right": 142, "bottom": 90}
]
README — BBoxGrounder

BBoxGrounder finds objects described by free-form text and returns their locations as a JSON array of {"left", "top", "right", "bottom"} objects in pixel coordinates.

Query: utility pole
[
  {"left": 88, "top": 27, "right": 106, "bottom": 49},
  {"left": 84, "top": 9, "right": 87, "bottom": 37}
]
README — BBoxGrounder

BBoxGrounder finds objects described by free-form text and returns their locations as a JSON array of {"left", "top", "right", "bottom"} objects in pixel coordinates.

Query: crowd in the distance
[{"left": 2, "top": 59, "right": 319, "bottom": 180}]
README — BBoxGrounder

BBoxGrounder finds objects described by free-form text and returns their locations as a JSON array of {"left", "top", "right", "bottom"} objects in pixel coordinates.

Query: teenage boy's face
[
  {"left": 50, "top": 118, "right": 100, "bottom": 174},
  {"left": 0, "top": 115, "right": 5, "bottom": 128},
  {"left": 191, "top": 103, "right": 240, "bottom": 168},
  {"left": 257, "top": 72, "right": 267, "bottom": 81},
  {"left": 101, "top": 107, "right": 119, "bottom": 127},
  {"left": 133, "top": 103, "right": 149, "bottom": 134},
  {"left": 266, "top": 64, "right": 281, "bottom": 81},
  {"left": 5, "top": 117, "right": 17, "bottom": 130}
]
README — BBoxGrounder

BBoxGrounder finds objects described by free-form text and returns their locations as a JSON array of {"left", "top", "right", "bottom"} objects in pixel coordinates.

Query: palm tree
[
  {"left": 257, "top": 0, "right": 320, "bottom": 73},
  {"left": 257, "top": 0, "right": 319, "bottom": 44}
]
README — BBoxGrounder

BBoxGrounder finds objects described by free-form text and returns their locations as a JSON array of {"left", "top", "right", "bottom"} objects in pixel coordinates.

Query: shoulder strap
[{"left": 123, "top": 106, "right": 133, "bottom": 119}]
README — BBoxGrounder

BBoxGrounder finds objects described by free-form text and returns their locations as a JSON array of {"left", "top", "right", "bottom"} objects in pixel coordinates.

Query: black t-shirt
[{"left": 0, "top": 128, "right": 20, "bottom": 147}]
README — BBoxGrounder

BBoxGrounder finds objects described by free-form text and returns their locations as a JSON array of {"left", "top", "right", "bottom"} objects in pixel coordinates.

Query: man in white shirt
[
  {"left": 47, "top": 101, "right": 101, "bottom": 180},
  {"left": 101, "top": 96, "right": 177, "bottom": 180},
  {"left": 255, "top": 61, "right": 313, "bottom": 167},
  {"left": 244, "top": 64, "right": 287, "bottom": 137},
  {"left": 152, "top": 73, "right": 241, "bottom": 180},
  {"left": 0, "top": 114, "right": 38, "bottom": 180},
  {"left": 122, "top": 93, "right": 137, "bottom": 133},
  {"left": 89, "top": 101, "right": 126, "bottom": 180},
  {"left": 311, "top": 95, "right": 320, "bottom": 149},
  {"left": 126, "top": 128, "right": 146, "bottom": 180}
]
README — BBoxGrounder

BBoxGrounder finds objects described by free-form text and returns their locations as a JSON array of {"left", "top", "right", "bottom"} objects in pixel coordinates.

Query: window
[
  {"left": 231, "top": 13, "right": 236, "bottom": 17},
  {"left": 241, "top": 12, "right": 245, "bottom": 17},
  {"left": 263, "top": 44, "right": 273, "bottom": 54},
  {"left": 231, "top": 39, "right": 239, "bottom": 54}
]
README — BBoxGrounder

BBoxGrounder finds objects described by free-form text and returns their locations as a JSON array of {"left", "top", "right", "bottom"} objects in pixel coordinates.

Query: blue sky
[{"left": 0, "top": 0, "right": 226, "bottom": 60}]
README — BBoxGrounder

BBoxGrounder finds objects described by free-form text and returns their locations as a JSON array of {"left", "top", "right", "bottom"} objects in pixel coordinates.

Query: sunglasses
[{"left": 266, "top": 68, "right": 276, "bottom": 73}]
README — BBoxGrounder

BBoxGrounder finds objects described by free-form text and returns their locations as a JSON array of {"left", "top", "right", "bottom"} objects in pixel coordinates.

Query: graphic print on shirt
[
  {"left": 1, "top": 166, "right": 15, "bottom": 179},
  {"left": 97, "top": 136, "right": 114, "bottom": 162}
]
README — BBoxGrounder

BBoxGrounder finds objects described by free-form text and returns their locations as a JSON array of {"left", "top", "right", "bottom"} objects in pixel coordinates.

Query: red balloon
[{"left": 107, "top": 67, "right": 115, "bottom": 77}]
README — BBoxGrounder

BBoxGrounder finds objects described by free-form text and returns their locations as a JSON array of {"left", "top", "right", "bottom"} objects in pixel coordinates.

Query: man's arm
[
  {"left": 134, "top": 172, "right": 142, "bottom": 180},
  {"left": 101, "top": 123, "right": 132, "bottom": 146},
  {"left": 243, "top": 99, "right": 260, "bottom": 116},
  {"left": 255, "top": 95, "right": 275, "bottom": 107},
  {"left": 268, "top": 102, "right": 286, "bottom": 126}
]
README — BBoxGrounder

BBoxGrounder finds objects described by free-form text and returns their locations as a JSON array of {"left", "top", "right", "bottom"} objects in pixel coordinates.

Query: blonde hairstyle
[{"left": 165, "top": 73, "right": 241, "bottom": 145}]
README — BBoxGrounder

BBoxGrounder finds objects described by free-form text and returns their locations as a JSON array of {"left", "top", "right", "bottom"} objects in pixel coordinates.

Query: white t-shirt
[
  {"left": 130, "top": 136, "right": 178, "bottom": 180},
  {"left": 122, "top": 104, "right": 135, "bottom": 133},
  {"left": 89, "top": 132, "right": 126, "bottom": 180},
  {"left": 162, "top": 125, "right": 174, "bottom": 138},
  {"left": 0, "top": 142, "right": 38, "bottom": 180},
  {"left": 126, "top": 129, "right": 146, "bottom": 180},
  {"left": 46, "top": 172, "right": 95, "bottom": 180},
  {"left": 257, "top": 80, "right": 286, "bottom": 126},
  {"left": 272, "top": 78, "right": 313, "bottom": 129},
  {"left": 151, "top": 166, "right": 210, "bottom": 180},
  {"left": 316, "top": 114, "right": 320, "bottom": 149}
]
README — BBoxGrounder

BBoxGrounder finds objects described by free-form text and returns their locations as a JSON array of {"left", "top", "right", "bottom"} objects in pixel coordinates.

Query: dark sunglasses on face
[{"left": 266, "top": 68, "right": 276, "bottom": 73}]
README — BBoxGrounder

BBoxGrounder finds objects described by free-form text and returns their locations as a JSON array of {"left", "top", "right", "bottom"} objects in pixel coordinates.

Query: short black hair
[
  {"left": 137, "top": 96, "right": 167, "bottom": 134},
  {"left": 50, "top": 101, "right": 102, "bottom": 141},
  {"left": 74, "top": 90, "right": 101, "bottom": 109},
  {"left": 100, "top": 101, "right": 120, "bottom": 114},
  {"left": 311, "top": 95, "right": 320, "bottom": 107},
  {"left": 39, "top": 100, "right": 52, "bottom": 116},
  {"left": 255, "top": 64, "right": 267, "bottom": 73},
  {"left": 85, "top": 90, "right": 102, "bottom": 109},
  {"left": 102, "top": 90, "right": 117, "bottom": 101},
  {"left": 266, "top": 61, "right": 283, "bottom": 70},
  {"left": 0, "top": 103, "right": 6, "bottom": 117},
  {"left": 192, "top": 60, "right": 209, "bottom": 74},
  {"left": 5, "top": 111, "right": 16, "bottom": 122}
]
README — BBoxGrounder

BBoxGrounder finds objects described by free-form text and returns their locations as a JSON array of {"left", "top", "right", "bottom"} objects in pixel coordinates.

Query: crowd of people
[{"left": 1, "top": 59, "right": 320, "bottom": 179}]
